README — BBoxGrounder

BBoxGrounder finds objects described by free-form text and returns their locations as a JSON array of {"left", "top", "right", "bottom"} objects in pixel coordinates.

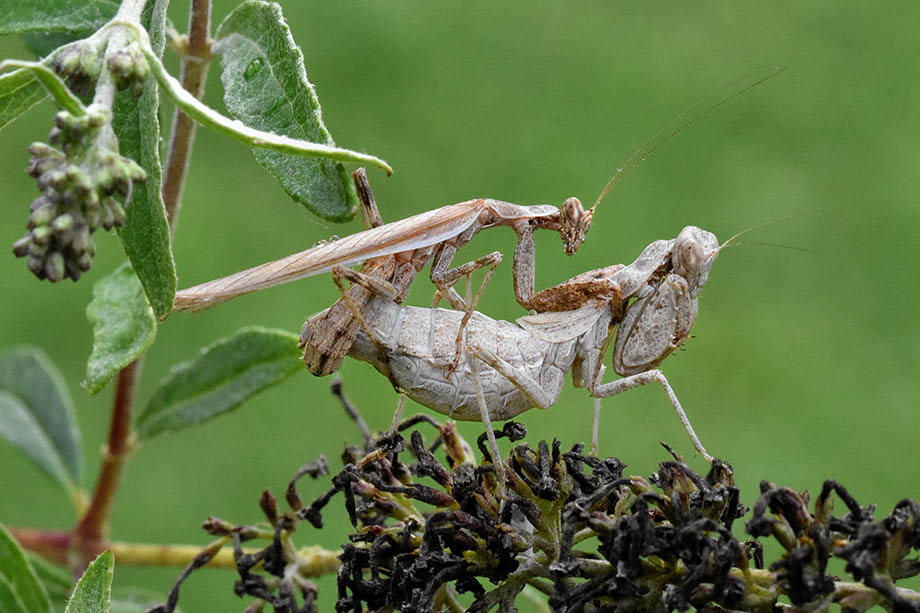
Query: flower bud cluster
[
  {"left": 106, "top": 41, "right": 149, "bottom": 97},
  {"left": 12, "top": 108, "right": 146, "bottom": 281},
  {"left": 52, "top": 41, "right": 104, "bottom": 97},
  {"left": 53, "top": 38, "right": 149, "bottom": 98}
]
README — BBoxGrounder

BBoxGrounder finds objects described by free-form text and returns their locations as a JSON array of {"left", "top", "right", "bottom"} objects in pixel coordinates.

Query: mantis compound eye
[{"left": 678, "top": 237, "right": 704, "bottom": 274}]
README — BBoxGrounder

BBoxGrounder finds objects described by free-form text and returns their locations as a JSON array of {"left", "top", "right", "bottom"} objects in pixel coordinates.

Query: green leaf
[
  {"left": 214, "top": 1, "right": 359, "bottom": 222},
  {"left": 83, "top": 263, "right": 157, "bottom": 394},
  {"left": 64, "top": 551, "right": 112, "bottom": 613},
  {"left": 113, "top": 0, "right": 175, "bottom": 318},
  {"left": 0, "top": 575, "right": 28, "bottom": 613},
  {"left": 0, "top": 523, "right": 52, "bottom": 613},
  {"left": 0, "top": 0, "right": 117, "bottom": 35},
  {"left": 136, "top": 327, "right": 302, "bottom": 439},
  {"left": 0, "top": 69, "right": 46, "bottom": 131},
  {"left": 0, "top": 60, "right": 86, "bottom": 116},
  {"left": 0, "top": 347, "right": 82, "bottom": 491}
]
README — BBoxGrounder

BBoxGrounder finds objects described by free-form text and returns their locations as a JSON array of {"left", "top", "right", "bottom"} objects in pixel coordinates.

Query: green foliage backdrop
[{"left": 1, "top": 2, "right": 917, "bottom": 610}]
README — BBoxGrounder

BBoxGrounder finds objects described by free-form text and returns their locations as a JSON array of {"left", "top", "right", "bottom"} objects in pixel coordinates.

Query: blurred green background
[{"left": 2, "top": 2, "right": 919, "bottom": 610}]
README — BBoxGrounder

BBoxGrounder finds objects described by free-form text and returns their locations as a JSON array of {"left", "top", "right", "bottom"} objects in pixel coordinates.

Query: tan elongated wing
[
  {"left": 174, "top": 200, "right": 486, "bottom": 312},
  {"left": 515, "top": 300, "right": 609, "bottom": 343}
]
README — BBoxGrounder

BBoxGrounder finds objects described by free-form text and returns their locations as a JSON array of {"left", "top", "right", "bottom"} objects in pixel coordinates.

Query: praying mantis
[
  {"left": 173, "top": 69, "right": 786, "bottom": 467},
  {"left": 174, "top": 170, "right": 593, "bottom": 375},
  {"left": 334, "top": 222, "right": 725, "bottom": 473}
]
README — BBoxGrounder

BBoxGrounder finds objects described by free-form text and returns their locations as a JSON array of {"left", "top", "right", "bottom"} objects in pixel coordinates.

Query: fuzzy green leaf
[
  {"left": 0, "top": 347, "right": 82, "bottom": 491},
  {"left": 84, "top": 263, "right": 157, "bottom": 394},
  {"left": 0, "top": 60, "right": 85, "bottom": 116},
  {"left": 0, "top": 0, "right": 116, "bottom": 35},
  {"left": 136, "top": 327, "right": 302, "bottom": 439},
  {"left": 0, "top": 524, "right": 52, "bottom": 613},
  {"left": 214, "top": 1, "right": 359, "bottom": 222},
  {"left": 113, "top": 0, "right": 175, "bottom": 318},
  {"left": 64, "top": 551, "right": 112, "bottom": 613},
  {"left": 0, "top": 69, "right": 46, "bottom": 131}
]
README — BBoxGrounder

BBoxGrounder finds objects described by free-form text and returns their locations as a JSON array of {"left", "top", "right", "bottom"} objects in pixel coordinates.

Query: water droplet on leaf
[{"left": 244, "top": 57, "right": 264, "bottom": 80}]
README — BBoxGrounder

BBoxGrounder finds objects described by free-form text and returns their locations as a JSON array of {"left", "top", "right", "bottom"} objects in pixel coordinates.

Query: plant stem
[
  {"left": 9, "top": 525, "right": 342, "bottom": 574},
  {"left": 72, "top": 359, "right": 141, "bottom": 560},
  {"left": 114, "top": 0, "right": 147, "bottom": 23},
  {"left": 161, "top": 0, "right": 211, "bottom": 230},
  {"left": 10, "top": 528, "right": 71, "bottom": 565},
  {"left": 108, "top": 541, "right": 340, "bottom": 574}
]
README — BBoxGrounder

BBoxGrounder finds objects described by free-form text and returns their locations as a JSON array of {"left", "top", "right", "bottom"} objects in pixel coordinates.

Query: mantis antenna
[
  {"left": 719, "top": 208, "right": 824, "bottom": 251},
  {"left": 591, "top": 66, "right": 789, "bottom": 213}
]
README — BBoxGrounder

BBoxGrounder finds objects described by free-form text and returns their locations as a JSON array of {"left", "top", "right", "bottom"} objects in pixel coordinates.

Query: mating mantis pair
[
  {"left": 174, "top": 171, "right": 720, "bottom": 473},
  {"left": 174, "top": 69, "right": 785, "bottom": 470}
]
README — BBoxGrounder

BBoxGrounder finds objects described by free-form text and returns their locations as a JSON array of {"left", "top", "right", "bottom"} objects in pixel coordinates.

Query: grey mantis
[{"left": 329, "top": 223, "right": 724, "bottom": 488}]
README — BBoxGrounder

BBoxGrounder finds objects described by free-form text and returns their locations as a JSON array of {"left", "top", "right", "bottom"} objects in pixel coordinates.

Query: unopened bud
[
  {"left": 52, "top": 213, "right": 74, "bottom": 235},
  {"left": 28, "top": 241, "right": 47, "bottom": 258},
  {"left": 31, "top": 226, "right": 51, "bottom": 246},
  {"left": 27, "top": 255, "right": 44, "bottom": 276},
  {"left": 54, "top": 48, "right": 80, "bottom": 75},
  {"left": 76, "top": 252, "right": 93, "bottom": 272},
  {"left": 45, "top": 252, "right": 65, "bottom": 282},
  {"left": 110, "top": 202, "right": 127, "bottom": 227},
  {"left": 12, "top": 236, "right": 30, "bottom": 257},
  {"left": 100, "top": 205, "right": 116, "bottom": 230},
  {"left": 30, "top": 203, "right": 55, "bottom": 227}
]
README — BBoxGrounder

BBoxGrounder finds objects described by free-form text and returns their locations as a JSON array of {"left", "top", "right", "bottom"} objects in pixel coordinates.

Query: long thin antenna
[
  {"left": 592, "top": 66, "right": 788, "bottom": 212},
  {"left": 734, "top": 241, "right": 821, "bottom": 255},
  {"left": 719, "top": 209, "right": 824, "bottom": 251}
]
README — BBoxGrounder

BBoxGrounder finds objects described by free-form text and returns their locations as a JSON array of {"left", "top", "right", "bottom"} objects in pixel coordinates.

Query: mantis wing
[
  {"left": 173, "top": 201, "right": 487, "bottom": 312},
  {"left": 515, "top": 301, "right": 608, "bottom": 343}
]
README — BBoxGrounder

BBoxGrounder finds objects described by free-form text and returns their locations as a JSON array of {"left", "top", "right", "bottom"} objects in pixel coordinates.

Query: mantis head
[
  {"left": 672, "top": 226, "right": 719, "bottom": 297},
  {"left": 559, "top": 197, "right": 593, "bottom": 255}
]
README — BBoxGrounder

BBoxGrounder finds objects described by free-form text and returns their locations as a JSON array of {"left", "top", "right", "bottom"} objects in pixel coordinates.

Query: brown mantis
[{"left": 174, "top": 171, "right": 593, "bottom": 376}]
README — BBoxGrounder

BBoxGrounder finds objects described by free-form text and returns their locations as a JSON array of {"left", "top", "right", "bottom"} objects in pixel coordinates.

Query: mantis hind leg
[
  {"left": 590, "top": 369, "right": 713, "bottom": 463},
  {"left": 469, "top": 356, "right": 506, "bottom": 499}
]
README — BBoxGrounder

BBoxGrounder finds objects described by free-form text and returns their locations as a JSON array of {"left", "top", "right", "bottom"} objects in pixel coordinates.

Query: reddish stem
[
  {"left": 72, "top": 360, "right": 140, "bottom": 559},
  {"left": 161, "top": 0, "right": 212, "bottom": 230},
  {"left": 10, "top": 528, "right": 71, "bottom": 565}
]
